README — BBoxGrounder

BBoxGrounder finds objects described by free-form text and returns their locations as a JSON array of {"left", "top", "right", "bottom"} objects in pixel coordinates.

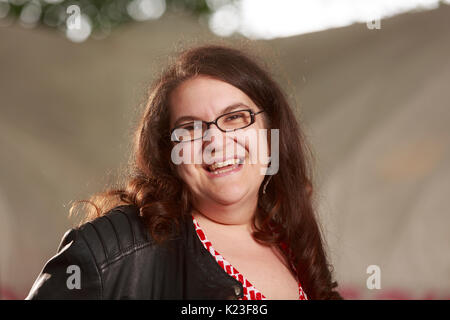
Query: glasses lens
[
  {"left": 217, "top": 110, "right": 252, "bottom": 131},
  {"left": 173, "top": 121, "right": 204, "bottom": 142}
]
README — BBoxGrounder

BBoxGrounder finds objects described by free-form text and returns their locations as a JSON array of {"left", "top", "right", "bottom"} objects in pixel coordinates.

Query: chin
[{"left": 208, "top": 186, "right": 249, "bottom": 205}]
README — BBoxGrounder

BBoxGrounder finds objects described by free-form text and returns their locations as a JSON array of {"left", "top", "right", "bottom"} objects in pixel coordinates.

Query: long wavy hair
[{"left": 70, "top": 41, "right": 342, "bottom": 300}]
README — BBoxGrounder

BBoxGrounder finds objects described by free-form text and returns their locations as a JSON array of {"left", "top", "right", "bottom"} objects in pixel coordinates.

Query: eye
[
  {"left": 225, "top": 114, "right": 244, "bottom": 121},
  {"left": 181, "top": 122, "right": 202, "bottom": 130},
  {"left": 225, "top": 113, "right": 245, "bottom": 121},
  {"left": 183, "top": 124, "right": 194, "bottom": 130}
]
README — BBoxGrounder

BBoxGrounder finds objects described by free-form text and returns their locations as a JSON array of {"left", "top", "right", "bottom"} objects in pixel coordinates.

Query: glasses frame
[{"left": 170, "top": 109, "right": 265, "bottom": 142}]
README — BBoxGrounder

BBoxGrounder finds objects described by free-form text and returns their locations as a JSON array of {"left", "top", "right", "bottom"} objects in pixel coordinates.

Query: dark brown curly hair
[{"left": 70, "top": 40, "right": 342, "bottom": 300}]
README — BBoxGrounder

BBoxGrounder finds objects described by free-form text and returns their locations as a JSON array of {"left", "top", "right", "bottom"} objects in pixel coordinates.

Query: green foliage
[{"left": 0, "top": 0, "right": 217, "bottom": 37}]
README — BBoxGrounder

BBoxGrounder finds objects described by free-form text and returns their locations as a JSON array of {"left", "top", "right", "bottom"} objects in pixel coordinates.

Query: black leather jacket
[{"left": 26, "top": 204, "right": 244, "bottom": 300}]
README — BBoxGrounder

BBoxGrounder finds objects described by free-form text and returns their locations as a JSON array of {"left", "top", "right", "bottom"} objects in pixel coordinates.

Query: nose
[
  {"left": 202, "top": 125, "right": 234, "bottom": 159},
  {"left": 202, "top": 123, "right": 223, "bottom": 142}
]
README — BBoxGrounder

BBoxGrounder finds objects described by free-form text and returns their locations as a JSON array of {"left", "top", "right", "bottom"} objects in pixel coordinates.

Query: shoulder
[
  {"left": 74, "top": 204, "right": 154, "bottom": 269},
  {"left": 26, "top": 204, "right": 156, "bottom": 299}
]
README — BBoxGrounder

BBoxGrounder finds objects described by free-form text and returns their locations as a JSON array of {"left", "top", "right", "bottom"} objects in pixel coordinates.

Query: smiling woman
[{"left": 26, "top": 42, "right": 342, "bottom": 300}]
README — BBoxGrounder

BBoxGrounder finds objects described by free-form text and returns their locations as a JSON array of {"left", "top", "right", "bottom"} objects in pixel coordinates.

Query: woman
[{"left": 26, "top": 43, "right": 341, "bottom": 300}]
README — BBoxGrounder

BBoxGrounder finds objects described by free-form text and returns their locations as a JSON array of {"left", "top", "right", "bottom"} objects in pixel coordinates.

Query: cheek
[
  {"left": 176, "top": 163, "right": 204, "bottom": 189},
  {"left": 240, "top": 128, "right": 269, "bottom": 166},
  {"left": 172, "top": 141, "right": 203, "bottom": 165}
]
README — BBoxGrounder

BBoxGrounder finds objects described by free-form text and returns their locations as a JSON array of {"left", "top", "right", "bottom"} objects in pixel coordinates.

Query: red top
[{"left": 191, "top": 215, "right": 308, "bottom": 300}]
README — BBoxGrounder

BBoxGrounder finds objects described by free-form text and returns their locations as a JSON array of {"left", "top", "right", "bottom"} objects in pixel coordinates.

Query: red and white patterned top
[{"left": 191, "top": 215, "right": 308, "bottom": 300}]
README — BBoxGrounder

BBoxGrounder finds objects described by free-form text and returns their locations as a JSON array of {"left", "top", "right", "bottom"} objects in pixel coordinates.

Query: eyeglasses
[{"left": 170, "top": 109, "right": 265, "bottom": 142}]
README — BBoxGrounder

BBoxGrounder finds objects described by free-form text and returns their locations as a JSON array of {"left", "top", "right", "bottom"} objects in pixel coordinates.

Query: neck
[{"left": 191, "top": 197, "right": 260, "bottom": 235}]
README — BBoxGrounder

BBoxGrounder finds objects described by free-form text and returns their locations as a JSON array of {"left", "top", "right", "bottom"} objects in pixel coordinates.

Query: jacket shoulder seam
[
  {"left": 99, "top": 241, "right": 154, "bottom": 270},
  {"left": 78, "top": 229, "right": 104, "bottom": 299},
  {"left": 85, "top": 220, "right": 110, "bottom": 259},
  {"left": 103, "top": 214, "right": 123, "bottom": 252}
]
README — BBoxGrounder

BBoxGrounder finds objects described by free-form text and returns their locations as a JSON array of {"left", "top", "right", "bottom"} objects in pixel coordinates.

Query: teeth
[{"left": 208, "top": 158, "right": 243, "bottom": 171}]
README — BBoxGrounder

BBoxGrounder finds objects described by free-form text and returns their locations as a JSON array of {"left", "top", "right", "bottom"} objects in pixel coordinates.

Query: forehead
[{"left": 169, "top": 76, "right": 256, "bottom": 126}]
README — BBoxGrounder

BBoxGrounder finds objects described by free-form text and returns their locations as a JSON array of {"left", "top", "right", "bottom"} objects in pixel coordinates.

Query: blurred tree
[{"left": 0, "top": 0, "right": 235, "bottom": 41}]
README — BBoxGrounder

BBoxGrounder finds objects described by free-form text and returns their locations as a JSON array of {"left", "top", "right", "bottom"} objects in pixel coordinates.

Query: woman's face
[{"left": 169, "top": 75, "right": 269, "bottom": 208}]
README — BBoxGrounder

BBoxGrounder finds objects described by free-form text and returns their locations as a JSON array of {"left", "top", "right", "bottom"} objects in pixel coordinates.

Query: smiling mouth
[{"left": 204, "top": 158, "right": 244, "bottom": 174}]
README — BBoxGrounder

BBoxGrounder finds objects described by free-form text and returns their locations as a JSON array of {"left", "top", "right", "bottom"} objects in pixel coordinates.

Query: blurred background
[{"left": 1, "top": 0, "right": 449, "bottom": 300}]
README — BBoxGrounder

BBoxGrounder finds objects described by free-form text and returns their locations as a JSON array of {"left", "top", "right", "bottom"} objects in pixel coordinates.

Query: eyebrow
[{"left": 173, "top": 103, "right": 249, "bottom": 127}]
